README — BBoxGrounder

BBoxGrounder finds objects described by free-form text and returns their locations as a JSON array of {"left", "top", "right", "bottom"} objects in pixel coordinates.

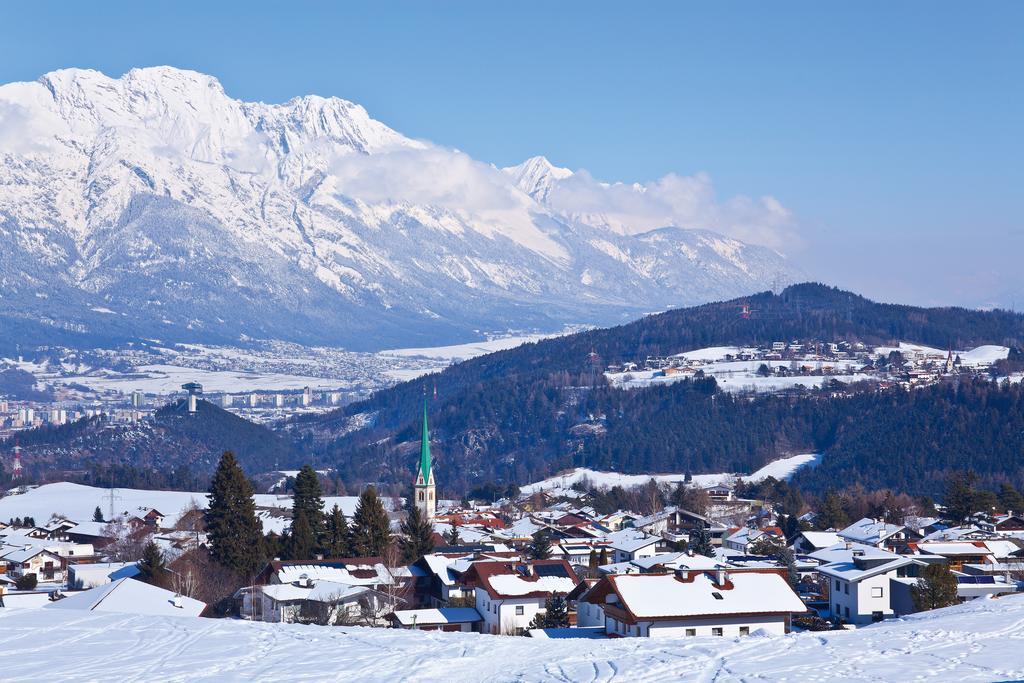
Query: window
[
  {"left": 515, "top": 606, "right": 524, "bottom": 616},
  {"left": 835, "top": 603, "right": 840, "bottom": 615},
  {"left": 844, "top": 583, "right": 849, "bottom": 594},
  {"left": 844, "top": 607, "right": 850, "bottom": 619},
  {"left": 685, "top": 628, "right": 696, "bottom": 637},
  {"left": 739, "top": 627, "right": 750, "bottom": 636},
  {"left": 712, "top": 627, "right": 724, "bottom": 636},
  {"left": 418, "top": 492, "right": 424, "bottom": 501},
  {"left": 871, "top": 586, "right": 884, "bottom": 598},
  {"left": 712, "top": 592, "right": 724, "bottom": 600},
  {"left": 835, "top": 579, "right": 840, "bottom": 590}
]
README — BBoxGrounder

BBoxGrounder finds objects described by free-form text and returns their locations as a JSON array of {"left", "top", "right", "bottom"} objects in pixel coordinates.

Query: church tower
[{"left": 414, "top": 401, "right": 436, "bottom": 521}]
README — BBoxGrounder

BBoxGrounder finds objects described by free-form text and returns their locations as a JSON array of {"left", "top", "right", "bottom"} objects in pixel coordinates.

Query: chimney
[
  {"left": 171, "top": 595, "right": 183, "bottom": 609},
  {"left": 716, "top": 569, "right": 728, "bottom": 586}
]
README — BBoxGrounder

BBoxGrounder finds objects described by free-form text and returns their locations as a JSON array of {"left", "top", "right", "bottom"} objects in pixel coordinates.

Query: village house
[
  {"left": 605, "top": 529, "right": 663, "bottom": 564},
  {"left": 815, "top": 545, "right": 924, "bottom": 625},
  {"left": 2, "top": 546, "right": 65, "bottom": 582},
  {"left": 464, "top": 559, "right": 580, "bottom": 635},
  {"left": 582, "top": 568, "right": 806, "bottom": 638},
  {"left": 791, "top": 531, "right": 841, "bottom": 554},
  {"left": 722, "top": 526, "right": 784, "bottom": 553},
  {"left": 837, "top": 517, "right": 918, "bottom": 550}
]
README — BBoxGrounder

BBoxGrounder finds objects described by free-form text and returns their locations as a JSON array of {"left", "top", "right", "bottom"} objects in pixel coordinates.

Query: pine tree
[
  {"left": 529, "top": 532, "right": 552, "bottom": 560},
  {"left": 527, "top": 593, "right": 570, "bottom": 630},
  {"left": 205, "top": 451, "right": 265, "bottom": 577},
  {"left": 598, "top": 547, "right": 609, "bottom": 565},
  {"left": 588, "top": 549, "right": 599, "bottom": 572},
  {"left": 945, "top": 472, "right": 979, "bottom": 522},
  {"left": 137, "top": 540, "right": 167, "bottom": 585},
  {"left": 443, "top": 524, "right": 462, "bottom": 546},
  {"left": 264, "top": 531, "right": 283, "bottom": 560},
  {"left": 911, "top": 563, "right": 959, "bottom": 611},
  {"left": 350, "top": 485, "right": 392, "bottom": 557},
  {"left": 998, "top": 482, "right": 1024, "bottom": 514},
  {"left": 322, "top": 505, "right": 350, "bottom": 557},
  {"left": 774, "top": 547, "right": 799, "bottom": 589},
  {"left": 688, "top": 528, "right": 715, "bottom": 557},
  {"left": 92, "top": 506, "right": 104, "bottom": 523},
  {"left": 399, "top": 505, "right": 435, "bottom": 563},
  {"left": 544, "top": 593, "right": 569, "bottom": 627},
  {"left": 287, "top": 510, "right": 316, "bottom": 560},
  {"left": 292, "top": 465, "right": 326, "bottom": 545},
  {"left": 817, "top": 492, "right": 849, "bottom": 530}
]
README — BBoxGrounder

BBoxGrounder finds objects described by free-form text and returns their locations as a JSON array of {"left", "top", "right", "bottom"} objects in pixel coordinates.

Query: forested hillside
[
  {"left": 299, "top": 283, "right": 1024, "bottom": 496},
  {"left": 5, "top": 399, "right": 301, "bottom": 488}
]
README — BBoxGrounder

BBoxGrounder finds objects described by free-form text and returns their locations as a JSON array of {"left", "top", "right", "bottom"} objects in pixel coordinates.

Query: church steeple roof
[{"left": 418, "top": 400, "right": 433, "bottom": 485}]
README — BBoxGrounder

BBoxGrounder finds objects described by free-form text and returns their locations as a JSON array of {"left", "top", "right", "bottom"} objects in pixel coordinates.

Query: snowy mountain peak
[
  {"left": 504, "top": 155, "right": 574, "bottom": 201},
  {"left": 0, "top": 67, "right": 799, "bottom": 350}
]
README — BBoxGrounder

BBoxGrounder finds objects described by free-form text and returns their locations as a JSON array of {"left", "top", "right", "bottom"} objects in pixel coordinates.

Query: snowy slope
[
  {"left": 1, "top": 594, "right": 1023, "bottom": 681},
  {"left": 0, "top": 67, "right": 798, "bottom": 351},
  {"left": 519, "top": 453, "right": 819, "bottom": 495}
]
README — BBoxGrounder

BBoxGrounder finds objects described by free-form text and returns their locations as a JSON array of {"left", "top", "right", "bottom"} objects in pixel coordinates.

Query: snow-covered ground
[
  {"left": 519, "top": 453, "right": 819, "bottom": 495},
  {"left": 1, "top": 594, "right": 1023, "bottom": 681},
  {"left": 57, "top": 364, "right": 345, "bottom": 394},
  {"left": 378, "top": 331, "right": 567, "bottom": 363},
  {"left": 874, "top": 342, "right": 1009, "bottom": 368},
  {"left": 745, "top": 452, "right": 823, "bottom": 482},
  {"left": 0, "top": 482, "right": 385, "bottom": 533}
]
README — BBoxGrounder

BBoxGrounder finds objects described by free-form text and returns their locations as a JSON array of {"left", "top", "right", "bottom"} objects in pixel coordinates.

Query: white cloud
[
  {"left": 544, "top": 170, "right": 797, "bottom": 251},
  {"left": 0, "top": 101, "right": 58, "bottom": 154},
  {"left": 328, "top": 145, "right": 568, "bottom": 260}
]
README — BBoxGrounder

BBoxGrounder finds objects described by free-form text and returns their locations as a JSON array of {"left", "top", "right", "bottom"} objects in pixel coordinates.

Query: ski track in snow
[{"left": 1, "top": 596, "right": 1023, "bottom": 681}]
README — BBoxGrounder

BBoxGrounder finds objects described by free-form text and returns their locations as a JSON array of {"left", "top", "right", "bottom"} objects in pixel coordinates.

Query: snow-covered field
[
  {"left": 57, "top": 364, "right": 346, "bottom": 394},
  {"left": 1, "top": 594, "right": 1022, "bottom": 681},
  {"left": 378, "top": 331, "right": 565, "bottom": 363},
  {"left": 874, "top": 342, "right": 1009, "bottom": 368},
  {"left": 519, "top": 453, "right": 819, "bottom": 495},
  {"left": 0, "top": 482, "right": 383, "bottom": 532}
]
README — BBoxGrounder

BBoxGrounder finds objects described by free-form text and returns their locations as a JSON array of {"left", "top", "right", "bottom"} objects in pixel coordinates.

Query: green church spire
[{"left": 418, "top": 400, "right": 432, "bottom": 484}]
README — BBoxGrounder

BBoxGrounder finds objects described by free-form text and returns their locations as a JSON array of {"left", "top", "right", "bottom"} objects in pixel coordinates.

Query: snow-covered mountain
[{"left": 0, "top": 67, "right": 799, "bottom": 350}]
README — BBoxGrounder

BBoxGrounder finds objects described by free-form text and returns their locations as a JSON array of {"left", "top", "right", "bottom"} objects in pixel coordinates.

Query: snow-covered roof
[
  {"left": 795, "top": 531, "right": 840, "bottom": 549},
  {"left": 631, "top": 552, "right": 725, "bottom": 572},
  {"left": 421, "top": 554, "right": 458, "bottom": 586},
  {"left": 604, "top": 529, "right": 659, "bottom": 553},
  {"left": 606, "top": 571, "right": 806, "bottom": 619},
  {"left": 391, "top": 607, "right": 481, "bottom": 626},
  {"left": 916, "top": 542, "right": 993, "bottom": 557},
  {"left": 923, "top": 526, "right": 993, "bottom": 542},
  {"left": 488, "top": 574, "right": 578, "bottom": 597},
  {"left": 47, "top": 578, "right": 206, "bottom": 617},
  {"left": 817, "top": 557, "right": 923, "bottom": 582},
  {"left": 838, "top": 517, "right": 905, "bottom": 545},
  {"left": 1, "top": 546, "right": 58, "bottom": 563},
  {"left": 261, "top": 580, "right": 369, "bottom": 604},
  {"left": 275, "top": 562, "right": 393, "bottom": 586},
  {"left": 807, "top": 542, "right": 898, "bottom": 565}
]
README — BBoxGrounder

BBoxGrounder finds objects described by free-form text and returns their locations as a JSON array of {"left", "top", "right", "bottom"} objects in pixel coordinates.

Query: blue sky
[{"left": 2, "top": 2, "right": 1021, "bottom": 307}]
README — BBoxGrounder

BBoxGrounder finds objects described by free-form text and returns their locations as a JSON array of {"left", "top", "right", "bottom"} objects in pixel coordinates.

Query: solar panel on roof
[
  {"left": 957, "top": 575, "right": 995, "bottom": 584},
  {"left": 534, "top": 564, "right": 569, "bottom": 577}
]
